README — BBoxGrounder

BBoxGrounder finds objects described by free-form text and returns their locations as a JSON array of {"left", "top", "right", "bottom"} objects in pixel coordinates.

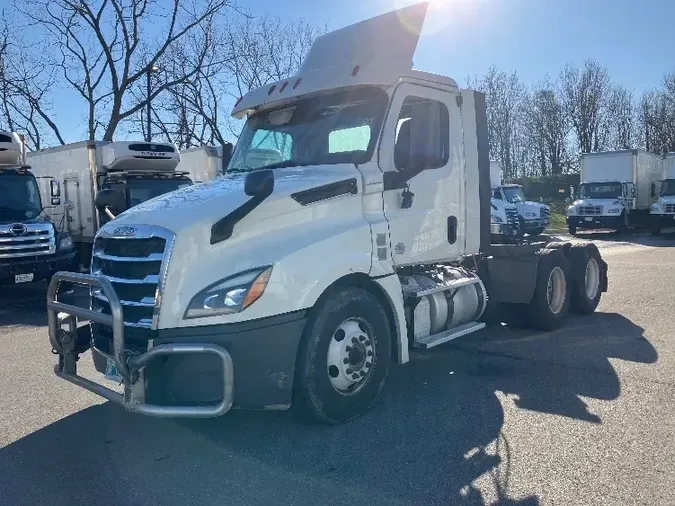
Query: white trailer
[
  {"left": 47, "top": 3, "right": 609, "bottom": 424},
  {"left": 28, "top": 140, "right": 191, "bottom": 265},
  {"left": 567, "top": 150, "right": 661, "bottom": 234},
  {"left": 649, "top": 152, "right": 675, "bottom": 234},
  {"left": 176, "top": 144, "right": 234, "bottom": 183},
  {"left": 490, "top": 160, "right": 550, "bottom": 236}
]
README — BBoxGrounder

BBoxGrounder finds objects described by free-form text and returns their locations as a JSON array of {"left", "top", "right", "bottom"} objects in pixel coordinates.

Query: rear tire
[
  {"left": 567, "top": 244, "right": 603, "bottom": 315},
  {"left": 616, "top": 211, "right": 629, "bottom": 234},
  {"left": 524, "top": 249, "right": 571, "bottom": 331},
  {"left": 294, "top": 286, "right": 392, "bottom": 424}
]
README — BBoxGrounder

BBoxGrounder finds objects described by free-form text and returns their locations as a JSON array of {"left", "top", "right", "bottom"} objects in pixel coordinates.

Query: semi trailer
[
  {"left": 0, "top": 131, "right": 76, "bottom": 285},
  {"left": 567, "top": 150, "right": 661, "bottom": 235},
  {"left": 46, "top": 2, "right": 609, "bottom": 424},
  {"left": 28, "top": 140, "right": 191, "bottom": 267},
  {"left": 650, "top": 152, "right": 675, "bottom": 235},
  {"left": 490, "top": 160, "right": 550, "bottom": 236},
  {"left": 176, "top": 144, "right": 234, "bottom": 183}
]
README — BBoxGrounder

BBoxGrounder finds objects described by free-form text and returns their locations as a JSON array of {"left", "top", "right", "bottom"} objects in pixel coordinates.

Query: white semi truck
[
  {"left": 46, "top": 3, "right": 609, "bottom": 424},
  {"left": 649, "top": 152, "right": 675, "bottom": 235},
  {"left": 490, "top": 161, "right": 550, "bottom": 236},
  {"left": 0, "top": 131, "right": 76, "bottom": 285},
  {"left": 28, "top": 140, "right": 191, "bottom": 266},
  {"left": 567, "top": 150, "right": 661, "bottom": 235},
  {"left": 176, "top": 144, "right": 234, "bottom": 183}
]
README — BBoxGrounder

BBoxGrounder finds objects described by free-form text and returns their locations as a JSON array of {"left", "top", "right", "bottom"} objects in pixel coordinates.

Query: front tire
[
  {"left": 294, "top": 286, "right": 392, "bottom": 424},
  {"left": 616, "top": 211, "right": 629, "bottom": 234},
  {"left": 524, "top": 249, "right": 571, "bottom": 331},
  {"left": 568, "top": 224, "right": 577, "bottom": 236}
]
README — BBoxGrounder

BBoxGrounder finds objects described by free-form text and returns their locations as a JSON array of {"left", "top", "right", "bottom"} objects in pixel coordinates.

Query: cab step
[{"left": 413, "top": 321, "right": 486, "bottom": 349}]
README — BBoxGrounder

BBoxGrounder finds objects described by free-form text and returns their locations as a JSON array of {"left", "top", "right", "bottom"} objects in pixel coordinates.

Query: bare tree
[
  {"left": 559, "top": 60, "right": 610, "bottom": 154},
  {"left": 22, "top": 0, "right": 228, "bottom": 141},
  {"left": 639, "top": 72, "right": 675, "bottom": 154},
  {"left": 469, "top": 66, "right": 528, "bottom": 179},
  {"left": 606, "top": 85, "right": 635, "bottom": 150},
  {"left": 524, "top": 80, "right": 570, "bottom": 175}
]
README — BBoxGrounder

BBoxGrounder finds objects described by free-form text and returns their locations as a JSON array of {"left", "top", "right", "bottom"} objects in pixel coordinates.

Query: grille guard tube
[{"left": 47, "top": 271, "right": 234, "bottom": 418}]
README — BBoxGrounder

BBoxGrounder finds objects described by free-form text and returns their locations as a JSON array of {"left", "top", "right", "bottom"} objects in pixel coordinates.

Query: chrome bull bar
[{"left": 47, "top": 271, "right": 234, "bottom": 418}]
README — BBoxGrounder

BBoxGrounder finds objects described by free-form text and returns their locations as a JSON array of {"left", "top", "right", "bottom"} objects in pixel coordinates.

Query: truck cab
[
  {"left": 46, "top": 2, "right": 608, "bottom": 424},
  {"left": 489, "top": 194, "right": 520, "bottom": 242},
  {"left": 0, "top": 131, "right": 75, "bottom": 285},
  {"left": 649, "top": 152, "right": 675, "bottom": 235}
]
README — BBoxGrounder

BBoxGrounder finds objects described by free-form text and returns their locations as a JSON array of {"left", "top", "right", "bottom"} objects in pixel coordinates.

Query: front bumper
[
  {"left": 521, "top": 218, "right": 549, "bottom": 232},
  {"left": 567, "top": 215, "right": 622, "bottom": 230},
  {"left": 47, "top": 271, "right": 306, "bottom": 418},
  {"left": 491, "top": 223, "right": 520, "bottom": 242},
  {"left": 0, "top": 249, "right": 76, "bottom": 285},
  {"left": 650, "top": 213, "right": 675, "bottom": 228}
]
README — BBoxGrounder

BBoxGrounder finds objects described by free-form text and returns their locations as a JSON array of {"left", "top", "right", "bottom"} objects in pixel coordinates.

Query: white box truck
[
  {"left": 46, "top": 3, "right": 609, "bottom": 424},
  {"left": 0, "top": 131, "right": 76, "bottom": 285},
  {"left": 650, "top": 152, "right": 675, "bottom": 234},
  {"left": 176, "top": 144, "right": 234, "bottom": 183},
  {"left": 490, "top": 160, "right": 550, "bottom": 236},
  {"left": 567, "top": 149, "right": 662, "bottom": 235},
  {"left": 28, "top": 140, "right": 191, "bottom": 266}
]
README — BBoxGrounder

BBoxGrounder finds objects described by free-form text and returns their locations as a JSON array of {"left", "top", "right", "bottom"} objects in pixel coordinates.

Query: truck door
[{"left": 379, "top": 83, "right": 463, "bottom": 266}]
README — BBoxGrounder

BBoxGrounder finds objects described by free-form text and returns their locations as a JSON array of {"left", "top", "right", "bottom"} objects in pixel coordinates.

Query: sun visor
[{"left": 231, "top": 2, "right": 429, "bottom": 119}]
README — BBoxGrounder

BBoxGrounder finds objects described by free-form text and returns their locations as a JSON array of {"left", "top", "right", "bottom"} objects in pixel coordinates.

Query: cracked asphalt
[{"left": 1, "top": 230, "right": 673, "bottom": 505}]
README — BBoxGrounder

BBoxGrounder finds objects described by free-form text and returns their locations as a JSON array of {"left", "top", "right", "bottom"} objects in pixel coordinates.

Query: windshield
[
  {"left": 228, "top": 87, "right": 389, "bottom": 173},
  {"left": 502, "top": 186, "right": 526, "bottom": 203},
  {"left": 126, "top": 178, "right": 192, "bottom": 208},
  {"left": 579, "top": 182, "right": 622, "bottom": 199},
  {"left": 661, "top": 179, "right": 675, "bottom": 197},
  {"left": 0, "top": 172, "right": 42, "bottom": 221}
]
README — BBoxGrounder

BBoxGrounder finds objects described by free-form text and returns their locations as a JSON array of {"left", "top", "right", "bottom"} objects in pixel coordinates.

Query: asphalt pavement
[{"left": 0, "top": 231, "right": 674, "bottom": 505}]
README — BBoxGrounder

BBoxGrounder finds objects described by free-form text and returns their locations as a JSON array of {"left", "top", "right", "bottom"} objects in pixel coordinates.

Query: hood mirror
[{"left": 244, "top": 169, "right": 275, "bottom": 198}]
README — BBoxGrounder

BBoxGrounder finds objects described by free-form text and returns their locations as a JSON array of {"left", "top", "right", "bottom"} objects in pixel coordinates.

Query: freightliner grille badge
[{"left": 112, "top": 226, "right": 135, "bottom": 237}]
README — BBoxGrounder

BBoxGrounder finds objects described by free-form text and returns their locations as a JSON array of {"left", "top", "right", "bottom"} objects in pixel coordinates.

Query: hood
[
  {"left": 110, "top": 164, "right": 362, "bottom": 236},
  {"left": 571, "top": 198, "right": 623, "bottom": 209},
  {"left": 0, "top": 213, "right": 53, "bottom": 226},
  {"left": 514, "top": 201, "right": 549, "bottom": 214},
  {"left": 658, "top": 195, "right": 675, "bottom": 203}
]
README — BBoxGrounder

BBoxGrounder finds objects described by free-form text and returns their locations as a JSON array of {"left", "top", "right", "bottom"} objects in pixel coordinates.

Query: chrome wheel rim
[
  {"left": 585, "top": 257, "right": 600, "bottom": 300},
  {"left": 327, "top": 318, "right": 375, "bottom": 394},
  {"left": 547, "top": 266, "right": 566, "bottom": 314}
]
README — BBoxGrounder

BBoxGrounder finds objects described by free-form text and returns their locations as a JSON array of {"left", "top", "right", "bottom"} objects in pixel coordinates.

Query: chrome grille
[
  {"left": 540, "top": 207, "right": 550, "bottom": 219},
  {"left": 578, "top": 205, "right": 602, "bottom": 216},
  {"left": 91, "top": 225, "right": 174, "bottom": 329},
  {"left": 506, "top": 207, "right": 519, "bottom": 229},
  {"left": 665, "top": 203, "right": 675, "bottom": 214},
  {"left": 0, "top": 223, "right": 55, "bottom": 258}
]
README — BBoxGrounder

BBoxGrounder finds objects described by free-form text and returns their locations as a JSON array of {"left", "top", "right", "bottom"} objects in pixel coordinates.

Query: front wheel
[
  {"left": 568, "top": 224, "right": 577, "bottom": 236},
  {"left": 616, "top": 211, "right": 629, "bottom": 234},
  {"left": 294, "top": 286, "right": 392, "bottom": 424},
  {"left": 530, "top": 227, "right": 546, "bottom": 237}
]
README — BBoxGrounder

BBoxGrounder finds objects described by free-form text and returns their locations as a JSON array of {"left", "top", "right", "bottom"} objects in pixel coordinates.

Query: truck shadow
[
  {"left": 0, "top": 283, "right": 89, "bottom": 328},
  {"left": 0, "top": 312, "right": 656, "bottom": 506}
]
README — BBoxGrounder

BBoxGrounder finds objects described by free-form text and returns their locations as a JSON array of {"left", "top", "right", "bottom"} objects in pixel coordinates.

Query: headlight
[
  {"left": 524, "top": 212, "right": 537, "bottom": 218},
  {"left": 184, "top": 266, "right": 273, "bottom": 319},
  {"left": 58, "top": 233, "right": 73, "bottom": 251},
  {"left": 651, "top": 204, "right": 660, "bottom": 213},
  {"left": 492, "top": 215, "right": 504, "bottom": 223},
  {"left": 607, "top": 208, "right": 621, "bottom": 214},
  {"left": 567, "top": 206, "right": 576, "bottom": 216}
]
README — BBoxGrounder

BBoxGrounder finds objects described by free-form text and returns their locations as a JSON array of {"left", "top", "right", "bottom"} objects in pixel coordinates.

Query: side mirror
[
  {"left": 50, "top": 179, "right": 61, "bottom": 197},
  {"left": 63, "top": 200, "right": 74, "bottom": 211},
  {"left": 94, "top": 188, "right": 125, "bottom": 215},
  {"left": 539, "top": 197, "right": 543, "bottom": 203},
  {"left": 51, "top": 197, "right": 61, "bottom": 206},
  {"left": 631, "top": 186, "right": 636, "bottom": 198},
  {"left": 651, "top": 182, "right": 656, "bottom": 198},
  {"left": 244, "top": 169, "right": 274, "bottom": 198}
]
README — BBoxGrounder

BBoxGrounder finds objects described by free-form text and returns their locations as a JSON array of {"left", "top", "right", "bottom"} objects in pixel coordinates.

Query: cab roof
[{"left": 231, "top": 2, "right": 458, "bottom": 119}]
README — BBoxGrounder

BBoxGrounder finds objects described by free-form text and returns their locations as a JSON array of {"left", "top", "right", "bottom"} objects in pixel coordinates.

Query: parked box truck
[
  {"left": 567, "top": 150, "right": 662, "bottom": 235},
  {"left": 649, "top": 152, "right": 675, "bottom": 234},
  {"left": 0, "top": 131, "right": 75, "bottom": 285},
  {"left": 28, "top": 140, "right": 191, "bottom": 266}
]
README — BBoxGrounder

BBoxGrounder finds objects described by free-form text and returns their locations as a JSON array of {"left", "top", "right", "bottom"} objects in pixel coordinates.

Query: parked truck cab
[
  {"left": 47, "top": 2, "right": 608, "bottom": 424},
  {"left": 490, "top": 161, "right": 549, "bottom": 236},
  {"left": 0, "top": 131, "right": 75, "bottom": 285},
  {"left": 650, "top": 152, "right": 675, "bottom": 235}
]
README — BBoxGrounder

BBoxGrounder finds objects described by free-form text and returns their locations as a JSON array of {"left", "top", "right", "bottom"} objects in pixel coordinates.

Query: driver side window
[
  {"left": 492, "top": 189, "right": 502, "bottom": 200},
  {"left": 394, "top": 96, "right": 449, "bottom": 171}
]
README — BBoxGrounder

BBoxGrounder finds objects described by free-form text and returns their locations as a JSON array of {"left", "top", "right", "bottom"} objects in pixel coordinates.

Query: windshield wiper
[{"left": 228, "top": 160, "right": 303, "bottom": 174}]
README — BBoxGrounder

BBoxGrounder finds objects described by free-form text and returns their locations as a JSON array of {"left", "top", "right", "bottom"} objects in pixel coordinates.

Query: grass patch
[{"left": 546, "top": 201, "right": 568, "bottom": 231}]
